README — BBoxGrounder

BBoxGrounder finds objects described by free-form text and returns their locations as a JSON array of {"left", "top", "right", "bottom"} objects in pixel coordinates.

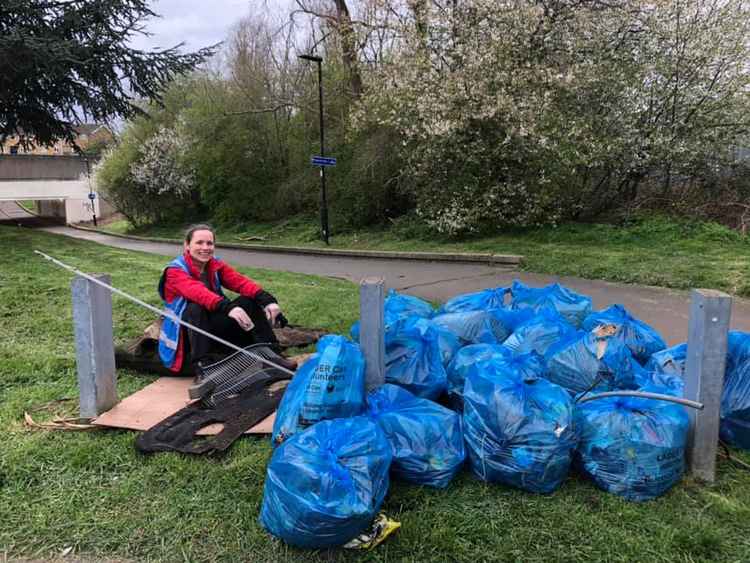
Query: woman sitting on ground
[{"left": 157, "top": 223, "right": 296, "bottom": 374}]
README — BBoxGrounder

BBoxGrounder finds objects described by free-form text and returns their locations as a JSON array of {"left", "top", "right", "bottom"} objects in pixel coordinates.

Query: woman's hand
[
  {"left": 228, "top": 306, "right": 254, "bottom": 331},
  {"left": 264, "top": 303, "right": 282, "bottom": 326}
]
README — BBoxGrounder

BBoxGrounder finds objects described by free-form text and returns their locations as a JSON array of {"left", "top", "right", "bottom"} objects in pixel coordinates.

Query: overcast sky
[{"left": 129, "top": 0, "right": 262, "bottom": 52}]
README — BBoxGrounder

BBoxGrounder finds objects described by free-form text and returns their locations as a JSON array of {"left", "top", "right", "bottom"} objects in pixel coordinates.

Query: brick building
[{"left": 0, "top": 124, "right": 113, "bottom": 156}]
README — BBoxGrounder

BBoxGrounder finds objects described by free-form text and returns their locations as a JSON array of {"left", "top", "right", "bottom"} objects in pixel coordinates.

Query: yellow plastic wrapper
[{"left": 343, "top": 512, "right": 401, "bottom": 550}]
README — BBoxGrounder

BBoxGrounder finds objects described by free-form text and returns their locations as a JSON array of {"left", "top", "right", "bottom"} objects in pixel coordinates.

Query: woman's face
[{"left": 185, "top": 229, "right": 215, "bottom": 266}]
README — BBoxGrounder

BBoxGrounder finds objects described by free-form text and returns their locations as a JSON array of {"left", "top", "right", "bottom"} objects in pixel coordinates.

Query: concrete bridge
[{"left": 0, "top": 154, "right": 112, "bottom": 223}]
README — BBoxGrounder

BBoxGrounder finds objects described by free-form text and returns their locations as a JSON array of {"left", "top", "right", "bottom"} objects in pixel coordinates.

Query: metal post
[
  {"left": 71, "top": 274, "right": 117, "bottom": 417},
  {"left": 360, "top": 277, "right": 385, "bottom": 392},
  {"left": 684, "top": 288, "right": 732, "bottom": 482}
]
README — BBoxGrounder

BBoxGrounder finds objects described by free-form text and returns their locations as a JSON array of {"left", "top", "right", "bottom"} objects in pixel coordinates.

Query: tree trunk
[
  {"left": 409, "top": 0, "right": 429, "bottom": 53},
  {"left": 662, "top": 163, "right": 672, "bottom": 197},
  {"left": 333, "top": 0, "right": 364, "bottom": 98}
]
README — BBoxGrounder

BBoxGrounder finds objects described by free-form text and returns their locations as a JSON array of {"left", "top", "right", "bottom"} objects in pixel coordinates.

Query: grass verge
[
  {"left": 101, "top": 214, "right": 750, "bottom": 297},
  {"left": 2, "top": 225, "right": 750, "bottom": 562},
  {"left": 16, "top": 200, "right": 37, "bottom": 213}
]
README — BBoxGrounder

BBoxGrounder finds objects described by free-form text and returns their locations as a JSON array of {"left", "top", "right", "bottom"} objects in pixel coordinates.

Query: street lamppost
[
  {"left": 83, "top": 156, "right": 97, "bottom": 227},
  {"left": 298, "top": 53, "right": 330, "bottom": 245}
]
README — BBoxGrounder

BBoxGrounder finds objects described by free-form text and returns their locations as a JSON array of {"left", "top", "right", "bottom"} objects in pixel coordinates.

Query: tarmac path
[
  {"left": 40, "top": 225, "right": 750, "bottom": 345},
  {"left": 0, "top": 200, "right": 35, "bottom": 220}
]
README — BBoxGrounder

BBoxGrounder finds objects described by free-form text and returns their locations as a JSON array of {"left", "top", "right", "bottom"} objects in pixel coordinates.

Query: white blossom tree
[
  {"left": 96, "top": 119, "right": 198, "bottom": 226},
  {"left": 130, "top": 124, "right": 196, "bottom": 199},
  {"left": 352, "top": 0, "right": 750, "bottom": 233}
]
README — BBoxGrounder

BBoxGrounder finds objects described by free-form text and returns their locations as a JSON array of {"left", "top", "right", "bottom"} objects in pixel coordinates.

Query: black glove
[{"left": 275, "top": 312, "right": 289, "bottom": 328}]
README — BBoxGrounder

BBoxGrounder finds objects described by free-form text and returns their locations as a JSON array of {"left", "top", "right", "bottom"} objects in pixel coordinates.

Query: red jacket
[
  {"left": 162, "top": 252, "right": 265, "bottom": 372},
  {"left": 162, "top": 252, "right": 264, "bottom": 310}
]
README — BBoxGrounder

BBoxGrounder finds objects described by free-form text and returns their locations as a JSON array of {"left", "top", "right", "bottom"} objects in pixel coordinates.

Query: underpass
[
  {"left": 0, "top": 154, "right": 109, "bottom": 224},
  {"left": 0, "top": 200, "right": 63, "bottom": 226}
]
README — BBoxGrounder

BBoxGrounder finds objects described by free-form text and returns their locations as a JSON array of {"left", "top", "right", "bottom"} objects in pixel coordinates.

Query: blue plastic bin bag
[
  {"left": 633, "top": 369, "right": 685, "bottom": 397},
  {"left": 727, "top": 331, "right": 750, "bottom": 374},
  {"left": 385, "top": 317, "right": 460, "bottom": 400},
  {"left": 367, "top": 384, "right": 465, "bottom": 488},
  {"left": 466, "top": 351, "right": 547, "bottom": 386},
  {"left": 720, "top": 359, "right": 750, "bottom": 450},
  {"left": 582, "top": 304, "right": 666, "bottom": 365},
  {"left": 350, "top": 289, "right": 433, "bottom": 342},
  {"left": 575, "top": 390, "right": 689, "bottom": 501},
  {"left": 403, "top": 316, "right": 461, "bottom": 365},
  {"left": 462, "top": 365, "right": 577, "bottom": 493},
  {"left": 260, "top": 417, "right": 392, "bottom": 548},
  {"left": 384, "top": 288, "right": 434, "bottom": 319},
  {"left": 718, "top": 332, "right": 750, "bottom": 449},
  {"left": 351, "top": 309, "right": 406, "bottom": 346},
  {"left": 436, "top": 286, "right": 509, "bottom": 314},
  {"left": 431, "top": 308, "right": 532, "bottom": 346},
  {"left": 645, "top": 343, "right": 687, "bottom": 377},
  {"left": 446, "top": 344, "right": 512, "bottom": 407},
  {"left": 635, "top": 368, "right": 685, "bottom": 397},
  {"left": 272, "top": 335, "right": 365, "bottom": 445},
  {"left": 545, "top": 326, "right": 639, "bottom": 395},
  {"left": 502, "top": 309, "right": 576, "bottom": 357},
  {"left": 510, "top": 280, "right": 592, "bottom": 328}
]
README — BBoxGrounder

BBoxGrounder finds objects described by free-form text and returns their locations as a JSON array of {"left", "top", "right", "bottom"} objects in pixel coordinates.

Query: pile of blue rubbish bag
[{"left": 259, "top": 281, "right": 750, "bottom": 548}]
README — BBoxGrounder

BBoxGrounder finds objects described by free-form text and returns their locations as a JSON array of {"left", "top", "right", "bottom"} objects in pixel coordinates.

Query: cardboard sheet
[
  {"left": 93, "top": 353, "right": 315, "bottom": 435},
  {"left": 92, "top": 376, "right": 276, "bottom": 435}
]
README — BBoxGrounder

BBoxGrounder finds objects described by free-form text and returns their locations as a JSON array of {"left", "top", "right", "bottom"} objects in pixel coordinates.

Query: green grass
[
  {"left": 3, "top": 226, "right": 750, "bottom": 562},
  {"left": 17, "top": 200, "right": 37, "bottom": 213},
  {"left": 102, "top": 214, "right": 750, "bottom": 297}
]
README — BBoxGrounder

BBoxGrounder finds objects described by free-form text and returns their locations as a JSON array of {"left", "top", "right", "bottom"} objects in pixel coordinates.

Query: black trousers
[{"left": 182, "top": 295, "right": 279, "bottom": 369}]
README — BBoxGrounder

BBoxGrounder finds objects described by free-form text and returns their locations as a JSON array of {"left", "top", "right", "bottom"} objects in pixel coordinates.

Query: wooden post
[
  {"left": 684, "top": 288, "right": 732, "bottom": 483},
  {"left": 71, "top": 274, "right": 117, "bottom": 418},
  {"left": 360, "top": 277, "right": 385, "bottom": 392}
]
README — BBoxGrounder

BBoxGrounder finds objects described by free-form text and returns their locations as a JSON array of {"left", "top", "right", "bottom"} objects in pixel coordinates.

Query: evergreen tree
[{"left": 0, "top": 0, "right": 216, "bottom": 149}]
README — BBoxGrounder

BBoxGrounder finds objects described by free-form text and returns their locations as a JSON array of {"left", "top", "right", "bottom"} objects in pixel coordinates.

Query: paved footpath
[
  {"left": 42, "top": 225, "right": 750, "bottom": 345},
  {"left": 0, "top": 200, "right": 35, "bottom": 220}
]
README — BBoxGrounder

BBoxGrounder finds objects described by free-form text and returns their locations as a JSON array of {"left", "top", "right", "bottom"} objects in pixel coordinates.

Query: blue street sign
[
  {"left": 88, "top": 193, "right": 96, "bottom": 200},
  {"left": 311, "top": 156, "right": 337, "bottom": 167}
]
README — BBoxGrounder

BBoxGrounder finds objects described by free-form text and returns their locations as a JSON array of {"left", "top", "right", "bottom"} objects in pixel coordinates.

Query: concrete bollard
[
  {"left": 71, "top": 274, "right": 117, "bottom": 418},
  {"left": 359, "top": 277, "right": 385, "bottom": 392},
  {"left": 684, "top": 288, "right": 732, "bottom": 483}
]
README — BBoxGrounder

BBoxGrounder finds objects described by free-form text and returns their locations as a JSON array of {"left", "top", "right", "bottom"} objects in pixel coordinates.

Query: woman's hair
[{"left": 184, "top": 223, "right": 215, "bottom": 243}]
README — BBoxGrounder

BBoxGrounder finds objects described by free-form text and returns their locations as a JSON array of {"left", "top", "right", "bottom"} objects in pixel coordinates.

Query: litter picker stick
[
  {"left": 577, "top": 390, "right": 704, "bottom": 410},
  {"left": 34, "top": 250, "right": 295, "bottom": 377}
]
